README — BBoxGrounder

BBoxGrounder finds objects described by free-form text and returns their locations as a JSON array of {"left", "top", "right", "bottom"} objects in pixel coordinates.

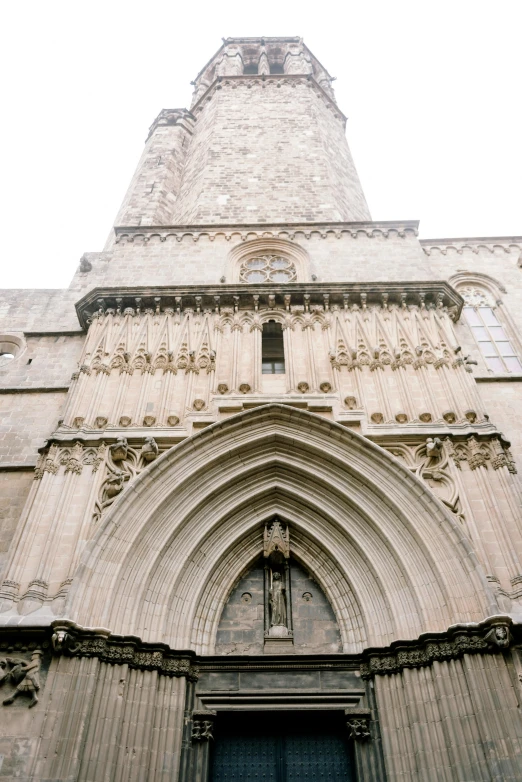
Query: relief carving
[
  {"left": 1, "top": 649, "right": 42, "bottom": 708},
  {"left": 191, "top": 711, "right": 216, "bottom": 741},
  {"left": 346, "top": 716, "right": 371, "bottom": 742},
  {"left": 94, "top": 439, "right": 166, "bottom": 522}
]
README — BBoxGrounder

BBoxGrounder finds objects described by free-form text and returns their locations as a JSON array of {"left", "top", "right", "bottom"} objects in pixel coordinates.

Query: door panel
[{"left": 211, "top": 711, "right": 355, "bottom": 782}]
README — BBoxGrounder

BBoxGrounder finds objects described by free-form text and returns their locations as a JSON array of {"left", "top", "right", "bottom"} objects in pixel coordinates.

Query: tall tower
[{"left": 0, "top": 36, "right": 522, "bottom": 782}]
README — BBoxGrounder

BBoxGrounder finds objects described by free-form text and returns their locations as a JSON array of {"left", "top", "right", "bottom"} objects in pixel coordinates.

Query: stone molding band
[
  {"left": 360, "top": 617, "right": 515, "bottom": 679},
  {"left": 46, "top": 617, "right": 516, "bottom": 681},
  {"left": 75, "top": 280, "right": 463, "bottom": 330},
  {"left": 51, "top": 622, "right": 199, "bottom": 681}
]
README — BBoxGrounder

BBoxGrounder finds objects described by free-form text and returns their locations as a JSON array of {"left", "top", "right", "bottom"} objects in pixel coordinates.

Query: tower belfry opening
[{"left": 0, "top": 33, "right": 521, "bottom": 782}]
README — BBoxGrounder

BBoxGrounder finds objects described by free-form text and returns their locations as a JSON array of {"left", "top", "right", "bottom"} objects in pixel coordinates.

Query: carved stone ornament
[
  {"left": 319, "top": 382, "right": 332, "bottom": 393},
  {"left": 465, "top": 409, "right": 477, "bottom": 424},
  {"left": 79, "top": 255, "right": 92, "bottom": 273},
  {"left": 297, "top": 381, "right": 309, "bottom": 393},
  {"left": 1, "top": 649, "right": 43, "bottom": 709},
  {"left": 370, "top": 412, "right": 384, "bottom": 424},
  {"left": 484, "top": 624, "right": 511, "bottom": 650},
  {"left": 360, "top": 618, "right": 514, "bottom": 679},
  {"left": 193, "top": 399, "right": 205, "bottom": 411},
  {"left": 73, "top": 416, "right": 85, "bottom": 429},
  {"left": 167, "top": 415, "right": 180, "bottom": 426},
  {"left": 217, "top": 383, "right": 228, "bottom": 394},
  {"left": 143, "top": 415, "right": 156, "bottom": 427},
  {"left": 191, "top": 710, "right": 216, "bottom": 742},
  {"left": 109, "top": 436, "right": 128, "bottom": 462},
  {"left": 345, "top": 711, "right": 371, "bottom": 742},
  {"left": 239, "top": 383, "right": 251, "bottom": 394},
  {"left": 344, "top": 396, "right": 357, "bottom": 410},
  {"left": 50, "top": 622, "right": 199, "bottom": 681},
  {"left": 395, "top": 412, "right": 408, "bottom": 423},
  {"left": 119, "top": 416, "right": 132, "bottom": 427},
  {"left": 264, "top": 519, "right": 290, "bottom": 562},
  {"left": 141, "top": 436, "right": 159, "bottom": 462},
  {"left": 419, "top": 412, "right": 432, "bottom": 423},
  {"left": 426, "top": 437, "right": 443, "bottom": 459},
  {"left": 95, "top": 416, "right": 108, "bottom": 429},
  {"left": 443, "top": 411, "right": 456, "bottom": 424}
]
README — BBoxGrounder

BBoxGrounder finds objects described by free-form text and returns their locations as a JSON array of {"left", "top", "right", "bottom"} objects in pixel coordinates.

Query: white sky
[{"left": 1, "top": 0, "right": 520, "bottom": 289}]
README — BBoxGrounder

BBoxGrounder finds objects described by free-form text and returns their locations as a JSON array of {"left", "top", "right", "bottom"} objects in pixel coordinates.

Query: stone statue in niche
[
  {"left": 264, "top": 519, "right": 294, "bottom": 651},
  {"left": 269, "top": 572, "right": 287, "bottom": 631},
  {"left": 1, "top": 649, "right": 42, "bottom": 708}
]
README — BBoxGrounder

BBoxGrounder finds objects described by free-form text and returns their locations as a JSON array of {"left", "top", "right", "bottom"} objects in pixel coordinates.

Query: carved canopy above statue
[{"left": 66, "top": 405, "right": 496, "bottom": 653}]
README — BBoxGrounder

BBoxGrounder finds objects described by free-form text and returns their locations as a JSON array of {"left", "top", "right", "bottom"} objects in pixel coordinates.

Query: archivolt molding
[
  {"left": 449, "top": 272, "right": 507, "bottom": 302},
  {"left": 65, "top": 406, "right": 496, "bottom": 654}
]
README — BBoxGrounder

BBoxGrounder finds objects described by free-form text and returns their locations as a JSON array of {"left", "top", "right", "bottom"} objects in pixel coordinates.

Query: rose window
[{"left": 240, "top": 255, "right": 297, "bottom": 283}]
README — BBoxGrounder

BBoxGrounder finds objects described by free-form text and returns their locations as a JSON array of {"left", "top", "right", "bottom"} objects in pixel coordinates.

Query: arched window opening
[
  {"left": 458, "top": 285, "right": 522, "bottom": 374},
  {"left": 243, "top": 63, "right": 258, "bottom": 74},
  {"left": 262, "top": 321, "right": 285, "bottom": 374},
  {"left": 463, "top": 306, "right": 521, "bottom": 373}
]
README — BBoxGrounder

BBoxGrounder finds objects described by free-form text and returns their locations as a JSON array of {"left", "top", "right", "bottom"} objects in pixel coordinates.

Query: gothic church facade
[{"left": 0, "top": 36, "right": 522, "bottom": 780}]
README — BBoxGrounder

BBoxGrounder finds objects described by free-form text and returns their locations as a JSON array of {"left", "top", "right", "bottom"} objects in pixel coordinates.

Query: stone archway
[{"left": 66, "top": 404, "right": 496, "bottom": 652}]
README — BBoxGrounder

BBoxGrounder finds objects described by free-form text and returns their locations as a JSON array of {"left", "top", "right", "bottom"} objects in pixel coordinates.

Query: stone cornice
[
  {"left": 75, "top": 280, "right": 462, "bottom": 330},
  {"left": 44, "top": 616, "right": 518, "bottom": 680},
  {"left": 146, "top": 108, "right": 195, "bottom": 142},
  {"left": 50, "top": 622, "right": 199, "bottom": 681},
  {"left": 360, "top": 616, "right": 516, "bottom": 679},
  {"left": 113, "top": 219, "right": 420, "bottom": 244},
  {"left": 421, "top": 237, "right": 522, "bottom": 255}
]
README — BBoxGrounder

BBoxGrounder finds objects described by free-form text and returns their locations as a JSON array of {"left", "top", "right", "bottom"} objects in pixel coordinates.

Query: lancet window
[
  {"left": 262, "top": 320, "right": 285, "bottom": 374},
  {"left": 460, "top": 285, "right": 522, "bottom": 374}
]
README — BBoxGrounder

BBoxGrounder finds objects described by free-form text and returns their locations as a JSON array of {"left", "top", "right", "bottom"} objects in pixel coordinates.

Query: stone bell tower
[
  {"left": 113, "top": 37, "right": 371, "bottom": 229},
  {"left": 1, "top": 35, "right": 522, "bottom": 782}
]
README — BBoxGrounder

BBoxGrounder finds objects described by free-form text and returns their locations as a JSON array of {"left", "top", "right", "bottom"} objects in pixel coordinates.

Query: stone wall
[{"left": 0, "top": 391, "right": 66, "bottom": 465}]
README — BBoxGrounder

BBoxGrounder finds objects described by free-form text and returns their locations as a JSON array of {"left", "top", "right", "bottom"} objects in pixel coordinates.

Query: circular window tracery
[
  {"left": 458, "top": 285, "right": 494, "bottom": 307},
  {"left": 239, "top": 255, "right": 297, "bottom": 284}
]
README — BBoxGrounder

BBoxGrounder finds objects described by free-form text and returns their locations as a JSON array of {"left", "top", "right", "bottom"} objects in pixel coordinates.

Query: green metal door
[{"left": 211, "top": 711, "right": 355, "bottom": 781}]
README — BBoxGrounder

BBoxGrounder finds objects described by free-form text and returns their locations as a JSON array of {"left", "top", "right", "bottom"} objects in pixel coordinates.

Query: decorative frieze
[
  {"left": 50, "top": 622, "right": 198, "bottom": 680},
  {"left": 75, "top": 282, "right": 461, "bottom": 330},
  {"left": 35, "top": 442, "right": 108, "bottom": 480},
  {"left": 360, "top": 619, "right": 514, "bottom": 679},
  {"left": 46, "top": 617, "right": 515, "bottom": 686},
  {"left": 421, "top": 240, "right": 521, "bottom": 256},
  {"left": 445, "top": 435, "right": 516, "bottom": 473}
]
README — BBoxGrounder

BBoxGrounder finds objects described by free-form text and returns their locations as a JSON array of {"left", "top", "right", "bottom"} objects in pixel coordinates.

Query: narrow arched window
[
  {"left": 459, "top": 285, "right": 522, "bottom": 373},
  {"left": 262, "top": 321, "right": 285, "bottom": 374}
]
